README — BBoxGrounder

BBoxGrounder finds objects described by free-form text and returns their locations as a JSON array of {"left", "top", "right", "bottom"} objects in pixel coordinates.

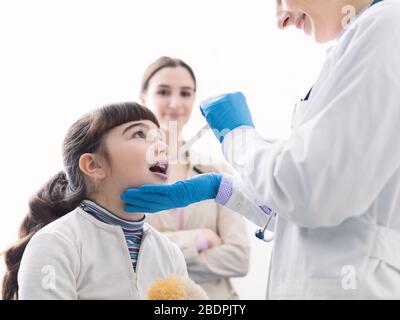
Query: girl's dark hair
[
  {"left": 140, "top": 56, "right": 197, "bottom": 93},
  {"left": 1, "top": 102, "right": 159, "bottom": 300}
]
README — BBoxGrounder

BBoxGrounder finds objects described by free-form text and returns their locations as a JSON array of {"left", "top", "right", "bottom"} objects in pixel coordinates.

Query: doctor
[{"left": 121, "top": 0, "right": 400, "bottom": 299}]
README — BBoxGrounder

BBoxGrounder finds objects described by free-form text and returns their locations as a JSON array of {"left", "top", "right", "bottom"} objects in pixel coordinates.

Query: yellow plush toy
[{"left": 146, "top": 274, "right": 209, "bottom": 300}]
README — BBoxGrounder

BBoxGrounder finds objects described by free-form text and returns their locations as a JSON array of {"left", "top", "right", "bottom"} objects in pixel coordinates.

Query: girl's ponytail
[{"left": 2, "top": 171, "right": 85, "bottom": 300}]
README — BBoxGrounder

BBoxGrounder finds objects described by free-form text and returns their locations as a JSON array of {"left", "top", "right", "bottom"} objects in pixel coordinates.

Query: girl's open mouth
[{"left": 149, "top": 162, "right": 169, "bottom": 180}]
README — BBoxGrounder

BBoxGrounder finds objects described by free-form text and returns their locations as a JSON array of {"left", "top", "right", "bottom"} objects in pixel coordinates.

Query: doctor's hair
[
  {"left": 1, "top": 102, "right": 159, "bottom": 300},
  {"left": 140, "top": 56, "right": 197, "bottom": 93}
]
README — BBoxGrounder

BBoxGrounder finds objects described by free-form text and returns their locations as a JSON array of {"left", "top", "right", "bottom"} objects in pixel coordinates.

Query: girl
[
  {"left": 139, "top": 56, "right": 251, "bottom": 300},
  {"left": 2, "top": 102, "right": 188, "bottom": 300}
]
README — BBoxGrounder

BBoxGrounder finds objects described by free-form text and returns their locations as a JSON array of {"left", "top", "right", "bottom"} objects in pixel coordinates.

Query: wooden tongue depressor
[{"left": 169, "top": 124, "right": 210, "bottom": 162}]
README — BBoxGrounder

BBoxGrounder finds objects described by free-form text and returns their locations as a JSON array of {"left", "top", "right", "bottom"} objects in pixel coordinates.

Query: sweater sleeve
[
  {"left": 163, "top": 229, "right": 205, "bottom": 261},
  {"left": 18, "top": 232, "right": 80, "bottom": 300},
  {"left": 185, "top": 207, "right": 251, "bottom": 284}
]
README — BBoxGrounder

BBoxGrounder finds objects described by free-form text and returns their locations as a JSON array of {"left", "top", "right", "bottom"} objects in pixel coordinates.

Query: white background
[{"left": 0, "top": 0, "right": 327, "bottom": 299}]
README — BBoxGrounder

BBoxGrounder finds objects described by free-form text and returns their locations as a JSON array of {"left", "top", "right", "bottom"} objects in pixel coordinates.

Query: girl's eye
[{"left": 132, "top": 130, "right": 146, "bottom": 139}]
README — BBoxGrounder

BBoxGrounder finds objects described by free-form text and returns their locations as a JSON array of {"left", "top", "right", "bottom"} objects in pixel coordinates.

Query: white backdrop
[{"left": 0, "top": 0, "right": 327, "bottom": 299}]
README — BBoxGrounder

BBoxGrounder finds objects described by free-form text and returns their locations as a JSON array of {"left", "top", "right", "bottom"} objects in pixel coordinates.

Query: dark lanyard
[{"left": 302, "top": 0, "right": 383, "bottom": 102}]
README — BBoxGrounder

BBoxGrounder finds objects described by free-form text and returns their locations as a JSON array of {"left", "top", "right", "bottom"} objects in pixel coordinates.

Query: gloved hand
[
  {"left": 200, "top": 92, "right": 254, "bottom": 142},
  {"left": 120, "top": 173, "right": 222, "bottom": 213}
]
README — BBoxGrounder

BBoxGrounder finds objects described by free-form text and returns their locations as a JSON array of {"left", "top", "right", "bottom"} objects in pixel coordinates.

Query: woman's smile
[{"left": 163, "top": 112, "right": 185, "bottom": 121}]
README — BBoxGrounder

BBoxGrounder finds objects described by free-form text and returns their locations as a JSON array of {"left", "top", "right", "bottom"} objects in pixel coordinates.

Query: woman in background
[{"left": 139, "top": 56, "right": 250, "bottom": 300}]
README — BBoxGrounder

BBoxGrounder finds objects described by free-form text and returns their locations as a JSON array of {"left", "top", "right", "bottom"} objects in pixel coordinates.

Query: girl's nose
[{"left": 155, "top": 139, "right": 168, "bottom": 158}]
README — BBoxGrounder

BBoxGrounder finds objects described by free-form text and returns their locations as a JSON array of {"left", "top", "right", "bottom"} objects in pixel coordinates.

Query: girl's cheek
[{"left": 121, "top": 142, "right": 148, "bottom": 167}]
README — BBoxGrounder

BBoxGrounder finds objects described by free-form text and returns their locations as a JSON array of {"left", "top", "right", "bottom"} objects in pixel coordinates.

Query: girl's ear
[{"left": 79, "top": 153, "right": 106, "bottom": 180}]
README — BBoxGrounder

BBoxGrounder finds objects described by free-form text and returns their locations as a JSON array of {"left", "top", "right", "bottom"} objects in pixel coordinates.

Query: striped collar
[{"left": 80, "top": 199, "right": 145, "bottom": 231}]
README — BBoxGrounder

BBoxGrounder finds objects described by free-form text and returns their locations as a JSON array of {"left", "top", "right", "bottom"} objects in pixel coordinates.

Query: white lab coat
[
  {"left": 18, "top": 207, "right": 188, "bottom": 299},
  {"left": 222, "top": 0, "right": 400, "bottom": 299}
]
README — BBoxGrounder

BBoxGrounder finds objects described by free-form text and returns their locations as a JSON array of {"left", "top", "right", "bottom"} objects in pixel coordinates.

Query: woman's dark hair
[
  {"left": 140, "top": 56, "right": 197, "bottom": 93},
  {"left": 1, "top": 102, "right": 159, "bottom": 300}
]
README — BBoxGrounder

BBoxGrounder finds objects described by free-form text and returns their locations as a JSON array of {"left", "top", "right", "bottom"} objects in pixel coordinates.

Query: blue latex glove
[
  {"left": 200, "top": 92, "right": 254, "bottom": 142},
  {"left": 120, "top": 173, "right": 222, "bottom": 213}
]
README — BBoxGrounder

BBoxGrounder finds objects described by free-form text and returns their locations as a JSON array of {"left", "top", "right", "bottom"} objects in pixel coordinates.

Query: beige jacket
[
  {"left": 18, "top": 207, "right": 188, "bottom": 300},
  {"left": 146, "top": 151, "right": 251, "bottom": 300}
]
